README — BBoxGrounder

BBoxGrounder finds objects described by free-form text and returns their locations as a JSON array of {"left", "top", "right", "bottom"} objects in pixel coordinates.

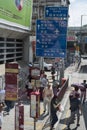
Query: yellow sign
[{"left": 5, "top": 68, "right": 18, "bottom": 73}]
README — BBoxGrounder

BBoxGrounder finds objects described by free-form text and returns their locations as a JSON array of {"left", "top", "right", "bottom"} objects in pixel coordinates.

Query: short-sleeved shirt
[
  {"left": 43, "top": 87, "right": 53, "bottom": 100},
  {"left": 81, "top": 83, "right": 87, "bottom": 91},
  {"left": 40, "top": 77, "right": 48, "bottom": 88},
  {"left": 0, "top": 90, "right": 5, "bottom": 102},
  {"left": 70, "top": 97, "right": 81, "bottom": 112}
]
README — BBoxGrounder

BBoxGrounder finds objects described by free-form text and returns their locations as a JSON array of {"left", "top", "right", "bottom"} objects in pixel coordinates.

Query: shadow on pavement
[
  {"left": 62, "top": 127, "right": 78, "bottom": 130},
  {"left": 82, "top": 101, "right": 87, "bottom": 129},
  {"left": 38, "top": 113, "right": 49, "bottom": 120},
  {"left": 42, "top": 116, "right": 50, "bottom": 130}
]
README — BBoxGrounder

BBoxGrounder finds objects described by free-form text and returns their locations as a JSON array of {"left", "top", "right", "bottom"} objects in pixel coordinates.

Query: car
[
  {"left": 43, "top": 62, "right": 53, "bottom": 71},
  {"left": 33, "top": 62, "right": 40, "bottom": 68}
]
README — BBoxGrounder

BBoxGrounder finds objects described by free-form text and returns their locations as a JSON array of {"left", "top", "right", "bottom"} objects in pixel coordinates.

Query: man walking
[
  {"left": 50, "top": 95, "right": 60, "bottom": 130},
  {"left": 80, "top": 80, "right": 87, "bottom": 103},
  {"left": 40, "top": 74, "right": 48, "bottom": 100},
  {"left": 43, "top": 84, "right": 53, "bottom": 114},
  {"left": 67, "top": 93, "right": 81, "bottom": 129}
]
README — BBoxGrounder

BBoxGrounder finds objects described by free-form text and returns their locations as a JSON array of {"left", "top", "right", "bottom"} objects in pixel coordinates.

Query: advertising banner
[
  {"left": 30, "top": 91, "right": 40, "bottom": 118},
  {"left": 15, "top": 104, "right": 24, "bottom": 130},
  {"left": 0, "top": 0, "right": 33, "bottom": 30},
  {"left": 5, "top": 63, "right": 18, "bottom": 101}
]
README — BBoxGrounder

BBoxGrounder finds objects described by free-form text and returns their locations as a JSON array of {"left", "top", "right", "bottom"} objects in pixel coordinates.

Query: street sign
[
  {"left": 45, "top": 6, "right": 68, "bottom": 18},
  {"left": 36, "top": 20, "right": 67, "bottom": 58}
]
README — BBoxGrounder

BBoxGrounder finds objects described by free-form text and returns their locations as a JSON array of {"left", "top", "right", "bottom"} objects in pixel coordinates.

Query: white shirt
[
  {"left": 43, "top": 87, "right": 53, "bottom": 100},
  {"left": 0, "top": 90, "right": 5, "bottom": 102},
  {"left": 40, "top": 77, "right": 48, "bottom": 88}
]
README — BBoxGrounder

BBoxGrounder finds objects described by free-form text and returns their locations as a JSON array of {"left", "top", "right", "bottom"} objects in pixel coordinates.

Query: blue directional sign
[
  {"left": 45, "top": 6, "right": 68, "bottom": 18},
  {"left": 36, "top": 20, "right": 67, "bottom": 58}
]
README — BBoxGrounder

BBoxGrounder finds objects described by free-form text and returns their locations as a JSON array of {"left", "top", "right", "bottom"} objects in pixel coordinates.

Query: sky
[{"left": 68, "top": 0, "right": 87, "bottom": 27}]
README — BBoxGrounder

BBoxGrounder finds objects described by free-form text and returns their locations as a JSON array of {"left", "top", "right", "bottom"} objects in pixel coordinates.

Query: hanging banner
[
  {"left": 0, "top": 0, "right": 33, "bottom": 30},
  {"left": 5, "top": 63, "right": 18, "bottom": 101}
]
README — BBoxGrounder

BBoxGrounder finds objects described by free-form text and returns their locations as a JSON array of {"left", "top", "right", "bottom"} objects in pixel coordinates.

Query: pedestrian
[
  {"left": 80, "top": 80, "right": 87, "bottom": 103},
  {"left": 28, "top": 74, "right": 32, "bottom": 83},
  {"left": 50, "top": 95, "right": 60, "bottom": 130},
  {"left": 42, "top": 84, "right": 53, "bottom": 114},
  {"left": 5, "top": 100, "right": 13, "bottom": 113},
  {"left": 0, "top": 89, "right": 5, "bottom": 106},
  {"left": 0, "top": 102, "right": 5, "bottom": 130},
  {"left": 40, "top": 74, "right": 48, "bottom": 100},
  {"left": 70, "top": 86, "right": 80, "bottom": 98},
  {"left": 51, "top": 66, "right": 55, "bottom": 76},
  {"left": 67, "top": 93, "right": 81, "bottom": 129},
  {"left": 52, "top": 75, "right": 60, "bottom": 96},
  {"left": 25, "top": 85, "right": 31, "bottom": 100}
]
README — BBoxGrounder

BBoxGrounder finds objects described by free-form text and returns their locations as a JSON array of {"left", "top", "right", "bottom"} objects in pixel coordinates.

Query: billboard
[{"left": 0, "top": 0, "right": 33, "bottom": 30}]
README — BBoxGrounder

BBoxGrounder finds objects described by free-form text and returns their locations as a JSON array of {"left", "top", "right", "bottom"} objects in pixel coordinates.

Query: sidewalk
[
  {"left": 2, "top": 86, "right": 86, "bottom": 130},
  {"left": 1, "top": 63, "right": 86, "bottom": 130},
  {"left": 2, "top": 89, "right": 70, "bottom": 130},
  {"left": 56, "top": 89, "right": 86, "bottom": 130}
]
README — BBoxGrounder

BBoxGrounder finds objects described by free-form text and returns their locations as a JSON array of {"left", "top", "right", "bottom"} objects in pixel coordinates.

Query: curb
[{"left": 55, "top": 88, "right": 70, "bottom": 129}]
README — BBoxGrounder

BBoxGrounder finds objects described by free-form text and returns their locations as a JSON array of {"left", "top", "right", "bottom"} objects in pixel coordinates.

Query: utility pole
[{"left": 37, "top": 0, "right": 44, "bottom": 70}]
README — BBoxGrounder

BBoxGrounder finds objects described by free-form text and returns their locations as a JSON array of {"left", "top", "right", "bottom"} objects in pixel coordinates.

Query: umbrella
[{"left": 71, "top": 83, "right": 84, "bottom": 89}]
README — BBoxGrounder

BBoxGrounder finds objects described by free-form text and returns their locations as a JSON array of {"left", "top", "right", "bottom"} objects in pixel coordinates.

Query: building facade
[{"left": 0, "top": 0, "right": 70, "bottom": 65}]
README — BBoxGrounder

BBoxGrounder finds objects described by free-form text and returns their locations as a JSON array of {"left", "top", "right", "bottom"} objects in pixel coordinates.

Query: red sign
[
  {"left": 5, "top": 84, "right": 18, "bottom": 101},
  {"left": 5, "top": 73, "right": 17, "bottom": 84},
  {"left": 5, "top": 63, "right": 18, "bottom": 101},
  {"left": 30, "top": 67, "right": 40, "bottom": 80},
  {"left": 67, "top": 36, "right": 76, "bottom": 41},
  {"left": 15, "top": 104, "right": 24, "bottom": 130}
]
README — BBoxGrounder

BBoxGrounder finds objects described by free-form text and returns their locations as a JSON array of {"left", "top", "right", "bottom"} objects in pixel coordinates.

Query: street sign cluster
[{"left": 36, "top": 6, "right": 68, "bottom": 58}]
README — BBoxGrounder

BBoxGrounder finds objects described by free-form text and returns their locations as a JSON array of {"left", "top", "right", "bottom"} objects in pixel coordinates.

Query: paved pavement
[
  {"left": 2, "top": 89, "right": 70, "bottom": 130},
  {"left": 57, "top": 98, "right": 87, "bottom": 130},
  {"left": 1, "top": 63, "right": 87, "bottom": 130}
]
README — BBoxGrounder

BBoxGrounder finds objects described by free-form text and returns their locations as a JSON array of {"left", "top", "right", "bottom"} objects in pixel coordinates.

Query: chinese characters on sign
[
  {"left": 36, "top": 6, "right": 68, "bottom": 58},
  {"left": 36, "top": 20, "right": 67, "bottom": 58},
  {"left": 45, "top": 6, "right": 68, "bottom": 18}
]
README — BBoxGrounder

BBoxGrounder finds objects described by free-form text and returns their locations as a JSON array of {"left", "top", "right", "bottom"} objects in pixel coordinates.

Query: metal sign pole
[{"left": 34, "top": 118, "right": 36, "bottom": 130}]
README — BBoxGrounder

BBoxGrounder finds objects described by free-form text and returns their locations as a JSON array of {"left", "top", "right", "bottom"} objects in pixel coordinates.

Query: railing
[{"left": 57, "top": 78, "right": 69, "bottom": 102}]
